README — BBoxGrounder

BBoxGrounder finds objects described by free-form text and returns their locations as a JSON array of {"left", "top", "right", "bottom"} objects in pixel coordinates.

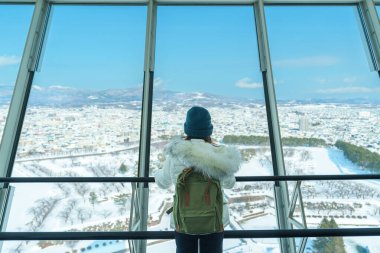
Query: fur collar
[{"left": 165, "top": 138, "right": 241, "bottom": 180}]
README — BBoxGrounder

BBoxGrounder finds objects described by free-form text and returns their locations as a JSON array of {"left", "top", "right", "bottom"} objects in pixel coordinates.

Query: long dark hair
[{"left": 185, "top": 136, "right": 213, "bottom": 144}]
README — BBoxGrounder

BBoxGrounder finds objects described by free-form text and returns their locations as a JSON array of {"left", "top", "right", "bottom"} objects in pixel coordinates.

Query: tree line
[
  {"left": 335, "top": 140, "right": 380, "bottom": 170},
  {"left": 223, "top": 135, "right": 380, "bottom": 171},
  {"left": 222, "top": 135, "right": 326, "bottom": 147}
]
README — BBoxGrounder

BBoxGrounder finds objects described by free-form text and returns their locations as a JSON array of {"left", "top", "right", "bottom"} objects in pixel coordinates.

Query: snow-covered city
[{"left": 0, "top": 90, "right": 379, "bottom": 253}]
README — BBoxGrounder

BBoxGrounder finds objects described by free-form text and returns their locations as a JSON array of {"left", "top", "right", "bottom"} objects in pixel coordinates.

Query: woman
[{"left": 154, "top": 106, "right": 241, "bottom": 253}]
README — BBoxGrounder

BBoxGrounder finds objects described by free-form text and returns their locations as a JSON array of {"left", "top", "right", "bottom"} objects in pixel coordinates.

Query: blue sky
[
  {"left": 0, "top": 5, "right": 33, "bottom": 86},
  {"left": 266, "top": 6, "right": 380, "bottom": 100},
  {"left": 0, "top": 4, "right": 379, "bottom": 100}
]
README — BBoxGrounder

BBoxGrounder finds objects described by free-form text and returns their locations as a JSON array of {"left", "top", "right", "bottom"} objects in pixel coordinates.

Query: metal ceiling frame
[{"left": 0, "top": 0, "right": 373, "bottom": 5}]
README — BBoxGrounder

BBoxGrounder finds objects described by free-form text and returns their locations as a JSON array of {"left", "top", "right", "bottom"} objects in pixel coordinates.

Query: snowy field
[{"left": 3, "top": 146, "right": 380, "bottom": 253}]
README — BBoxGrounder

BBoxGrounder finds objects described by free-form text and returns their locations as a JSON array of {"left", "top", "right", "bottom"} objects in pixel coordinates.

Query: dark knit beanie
[{"left": 184, "top": 106, "right": 213, "bottom": 138}]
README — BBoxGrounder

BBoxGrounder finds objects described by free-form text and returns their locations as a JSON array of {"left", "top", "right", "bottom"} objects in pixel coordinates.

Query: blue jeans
[{"left": 175, "top": 231, "right": 224, "bottom": 253}]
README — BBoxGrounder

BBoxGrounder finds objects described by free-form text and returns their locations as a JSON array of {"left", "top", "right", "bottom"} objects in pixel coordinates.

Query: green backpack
[{"left": 173, "top": 168, "right": 224, "bottom": 234}]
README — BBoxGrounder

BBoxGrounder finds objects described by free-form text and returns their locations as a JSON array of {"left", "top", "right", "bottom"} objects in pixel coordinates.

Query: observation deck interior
[{"left": 0, "top": 0, "right": 380, "bottom": 253}]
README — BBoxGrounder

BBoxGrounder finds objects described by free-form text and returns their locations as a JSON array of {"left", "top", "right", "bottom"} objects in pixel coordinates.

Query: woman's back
[{"left": 154, "top": 106, "right": 241, "bottom": 253}]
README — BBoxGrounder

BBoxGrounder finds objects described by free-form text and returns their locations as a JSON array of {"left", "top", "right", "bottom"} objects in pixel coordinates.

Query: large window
[
  {"left": 0, "top": 5, "right": 34, "bottom": 145},
  {"left": 2, "top": 3, "right": 380, "bottom": 253},
  {"left": 148, "top": 6, "right": 276, "bottom": 252},
  {"left": 15, "top": 6, "right": 146, "bottom": 168},
  {"left": 266, "top": 5, "right": 380, "bottom": 250},
  {"left": 266, "top": 6, "right": 380, "bottom": 165},
  {"left": 4, "top": 5, "right": 146, "bottom": 253}
]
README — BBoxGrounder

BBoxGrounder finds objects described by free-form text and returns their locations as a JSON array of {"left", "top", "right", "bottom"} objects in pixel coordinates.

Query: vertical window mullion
[
  {"left": 134, "top": 1, "right": 157, "bottom": 253},
  {"left": 0, "top": 0, "right": 49, "bottom": 250},
  {"left": 254, "top": 1, "right": 296, "bottom": 253}
]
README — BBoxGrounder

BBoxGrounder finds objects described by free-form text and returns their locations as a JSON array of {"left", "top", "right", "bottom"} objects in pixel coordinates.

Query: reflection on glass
[{"left": 0, "top": 5, "right": 34, "bottom": 143}]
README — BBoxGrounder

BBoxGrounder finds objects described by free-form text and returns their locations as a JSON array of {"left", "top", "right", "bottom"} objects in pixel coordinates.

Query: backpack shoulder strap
[
  {"left": 177, "top": 167, "right": 193, "bottom": 185},
  {"left": 176, "top": 167, "right": 193, "bottom": 207}
]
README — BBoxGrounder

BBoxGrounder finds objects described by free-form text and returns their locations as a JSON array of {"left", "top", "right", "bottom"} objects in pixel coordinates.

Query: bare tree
[
  {"left": 27, "top": 197, "right": 61, "bottom": 231},
  {"left": 65, "top": 240, "right": 79, "bottom": 253},
  {"left": 100, "top": 209, "right": 112, "bottom": 219},
  {"left": 11, "top": 242, "right": 24, "bottom": 253},
  {"left": 74, "top": 183, "right": 90, "bottom": 202},
  {"left": 58, "top": 199, "right": 78, "bottom": 225},
  {"left": 58, "top": 209, "right": 72, "bottom": 225},
  {"left": 56, "top": 183, "right": 71, "bottom": 197},
  {"left": 76, "top": 208, "right": 91, "bottom": 224}
]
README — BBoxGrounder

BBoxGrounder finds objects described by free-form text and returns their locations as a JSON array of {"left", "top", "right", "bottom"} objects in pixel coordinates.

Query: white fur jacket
[{"left": 154, "top": 138, "right": 242, "bottom": 189}]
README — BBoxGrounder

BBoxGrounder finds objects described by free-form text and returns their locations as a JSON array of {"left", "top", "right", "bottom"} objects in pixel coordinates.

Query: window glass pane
[
  {"left": 3, "top": 240, "right": 129, "bottom": 252},
  {"left": 266, "top": 6, "right": 380, "bottom": 175},
  {"left": 266, "top": 5, "right": 380, "bottom": 234},
  {"left": 6, "top": 183, "right": 133, "bottom": 233},
  {"left": 4, "top": 236, "right": 379, "bottom": 253},
  {"left": 308, "top": 236, "right": 378, "bottom": 253},
  {"left": 4, "top": 238, "right": 283, "bottom": 253},
  {"left": 149, "top": 7, "right": 276, "bottom": 247},
  {"left": 147, "top": 238, "right": 281, "bottom": 253},
  {"left": 0, "top": 5, "right": 33, "bottom": 144},
  {"left": 14, "top": 5, "right": 146, "bottom": 177},
  {"left": 289, "top": 179, "right": 380, "bottom": 231},
  {"left": 6, "top": 5, "right": 146, "bottom": 252}
]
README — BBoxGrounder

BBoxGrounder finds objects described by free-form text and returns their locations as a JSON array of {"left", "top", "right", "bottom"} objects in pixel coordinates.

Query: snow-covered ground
[{"left": 3, "top": 146, "right": 380, "bottom": 253}]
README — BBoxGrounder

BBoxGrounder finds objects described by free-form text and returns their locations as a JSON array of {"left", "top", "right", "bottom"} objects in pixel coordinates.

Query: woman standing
[{"left": 154, "top": 106, "right": 241, "bottom": 253}]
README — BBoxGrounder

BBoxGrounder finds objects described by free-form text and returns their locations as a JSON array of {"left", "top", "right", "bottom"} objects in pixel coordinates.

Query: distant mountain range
[
  {"left": 0, "top": 85, "right": 264, "bottom": 108},
  {"left": 0, "top": 84, "right": 379, "bottom": 108}
]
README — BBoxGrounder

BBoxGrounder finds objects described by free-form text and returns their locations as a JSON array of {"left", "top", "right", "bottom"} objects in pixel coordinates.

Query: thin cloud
[
  {"left": 274, "top": 55, "right": 339, "bottom": 68},
  {"left": 274, "top": 79, "right": 285, "bottom": 85},
  {"left": 0, "top": 83, "right": 13, "bottom": 96},
  {"left": 136, "top": 77, "right": 166, "bottom": 88},
  {"left": 32, "top": 85, "right": 44, "bottom": 91},
  {"left": 48, "top": 85, "right": 74, "bottom": 90},
  {"left": 316, "top": 86, "right": 380, "bottom": 94},
  {"left": 235, "top": 78, "right": 262, "bottom": 89},
  {"left": 343, "top": 76, "right": 357, "bottom": 84},
  {"left": 154, "top": 77, "right": 165, "bottom": 87},
  {"left": 314, "top": 76, "right": 359, "bottom": 85},
  {"left": 0, "top": 55, "right": 21, "bottom": 67},
  {"left": 0, "top": 83, "right": 14, "bottom": 87},
  {"left": 317, "top": 78, "right": 327, "bottom": 84}
]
